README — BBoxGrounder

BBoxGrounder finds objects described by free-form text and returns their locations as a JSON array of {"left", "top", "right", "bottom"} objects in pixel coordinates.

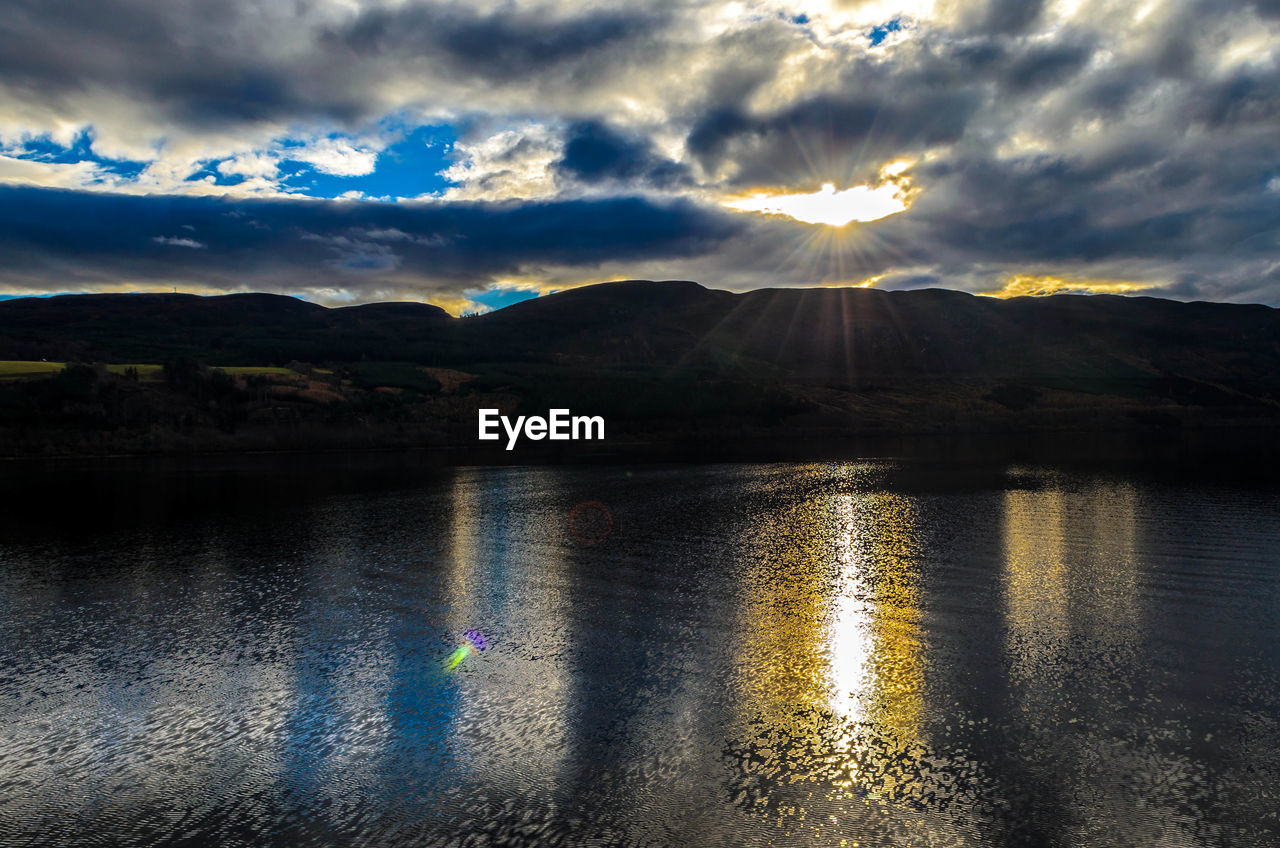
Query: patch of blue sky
[
  {"left": 185, "top": 161, "right": 242, "bottom": 187},
  {"left": 0, "top": 292, "right": 85, "bottom": 300},
  {"left": 280, "top": 125, "right": 457, "bottom": 200},
  {"left": 9, "top": 129, "right": 148, "bottom": 181},
  {"left": 467, "top": 285, "right": 542, "bottom": 313},
  {"left": 868, "top": 18, "right": 903, "bottom": 46},
  {"left": 184, "top": 124, "right": 459, "bottom": 198}
]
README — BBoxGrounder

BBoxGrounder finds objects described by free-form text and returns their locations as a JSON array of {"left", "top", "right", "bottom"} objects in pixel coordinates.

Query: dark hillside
[{"left": 1, "top": 279, "right": 1277, "bottom": 455}]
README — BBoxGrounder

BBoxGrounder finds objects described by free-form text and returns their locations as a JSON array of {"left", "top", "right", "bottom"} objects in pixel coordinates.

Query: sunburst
[{"left": 725, "top": 181, "right": 907, "bottom": 227}]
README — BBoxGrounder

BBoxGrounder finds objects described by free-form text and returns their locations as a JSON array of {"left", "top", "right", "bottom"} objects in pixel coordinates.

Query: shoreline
[{"left": 4, "top": 423, "right": 1278, "bottom": 470}]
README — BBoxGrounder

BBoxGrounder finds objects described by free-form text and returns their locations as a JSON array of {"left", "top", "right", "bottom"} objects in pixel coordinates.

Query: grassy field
[
  {"left": 0, "top": 360, "right": 65, "bottom": 380},
  {"left": 0, "top": 361, "right": 304, "bottom": 381},
  {"left": 220, "top": 366, "right": 299, "bottom": 377}
]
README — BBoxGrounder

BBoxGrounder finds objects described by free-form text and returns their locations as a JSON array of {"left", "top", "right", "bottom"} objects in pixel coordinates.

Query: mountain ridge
[{"left": 1, "top": 279, "right": 1278, "bottom": 456}]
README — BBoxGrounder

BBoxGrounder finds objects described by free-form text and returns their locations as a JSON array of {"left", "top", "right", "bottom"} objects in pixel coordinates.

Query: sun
[{"left": 725, "top": 181, "right": 908, "bottom": 227}]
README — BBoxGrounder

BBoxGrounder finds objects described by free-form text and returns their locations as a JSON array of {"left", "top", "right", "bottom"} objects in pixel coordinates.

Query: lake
[{"left": 1, "top": 457, "right": 1277, "bottom": 846}]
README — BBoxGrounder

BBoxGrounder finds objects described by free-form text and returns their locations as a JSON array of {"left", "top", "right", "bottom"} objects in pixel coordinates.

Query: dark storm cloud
[
  {"left": 1251, "top": 0, "right": 1280, "bottom": 18},
  {"left": 325, "top": 4, "right": 666, "bottom": 82},
  {"left": 900, "top": 28, "right": 1100, "bottom": 92},
  {"left": 681, "top": 27, "right": 1104, "bottom": 188},
  {"left": 1192, "top": 67, "right": 1280, "bottom": 128},
  {"left": 1072, "top": 67, "right": 1151, "bottom": 116},
  {"left": 0, "top": 0, "right": 367, "bottom": 127},
  {"left": 687, "top": 88, "right": 983, "bottom": 185},
  {"left": 554, "top": 121, "right": 690, "bottom": 188},
  {"left": 967, "top": 0, "right": 1045, "bottom": 35},
  {"left": 883, "top": 137, "right": 1280, "bottom": 271},
  {"left": 0, "top": 185, "right": 743, "bottom": 291},
  {"left": 0, "top": 0, "right": 668, "bottom": 130},
  {"left": 1001, "top": 40, "right": 1095, "bottom": 93}
]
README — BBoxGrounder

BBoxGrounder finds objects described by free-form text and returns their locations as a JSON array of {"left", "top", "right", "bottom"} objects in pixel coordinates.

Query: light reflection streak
[
  {"left": 442, "top": 468, "right": 573, "bottom": 794},
  {"left": 1000, "top": 478, "right": 1207, "bottom": 845},
  {"left": 735, "top": 467, "right": 925, "bottom": 793},
  {"left": 1003, "top": 486, "right": 1067, "bottom": 638},
  {"left": 827, "top": 491, "right": 923, "bottom": 741}
]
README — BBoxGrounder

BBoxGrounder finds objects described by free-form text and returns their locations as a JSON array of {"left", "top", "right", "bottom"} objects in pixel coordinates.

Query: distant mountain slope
[
  {"left": 1, "top": 280, "right": 1278, "bottom": 454},
  {"left": 0, "top": 291, "right": 451, "bottom": 363},
  {"left": 4, "top": 279, "right": 1277, "bottom": 385}
]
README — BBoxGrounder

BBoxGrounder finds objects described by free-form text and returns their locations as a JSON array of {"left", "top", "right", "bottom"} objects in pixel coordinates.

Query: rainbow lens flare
[{"left": 446, "top": 630, "right": 489, "bottom": 670}]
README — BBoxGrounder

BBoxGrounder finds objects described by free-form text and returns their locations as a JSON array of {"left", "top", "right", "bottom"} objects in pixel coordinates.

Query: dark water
[{"left": 1, "top": 459, "right": 1278, "bottom": 847}]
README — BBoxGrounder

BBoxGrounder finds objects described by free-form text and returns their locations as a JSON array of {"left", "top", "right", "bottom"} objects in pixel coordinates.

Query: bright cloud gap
[
  {"left": 981, "top": 275, "right": 1160, "bottom": 299},
  {"left": 725, "top": 183, "right": 908, "bottom": 227}
]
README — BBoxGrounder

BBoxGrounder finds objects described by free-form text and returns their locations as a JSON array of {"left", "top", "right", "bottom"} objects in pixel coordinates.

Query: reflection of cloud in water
[{"left": 444, "top": 467, "right": 573, "bottom": 796}]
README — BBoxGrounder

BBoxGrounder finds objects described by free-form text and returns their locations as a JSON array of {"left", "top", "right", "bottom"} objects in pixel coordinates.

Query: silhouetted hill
[
  {"left": 1, "top": 279, "right": 1278, "bottom": 456},
  {"left": 325, "top": 301, "right": 452, "bottom": 325},
  {"left": 0, "top": 292, "right": 326, "bottom": 363}
]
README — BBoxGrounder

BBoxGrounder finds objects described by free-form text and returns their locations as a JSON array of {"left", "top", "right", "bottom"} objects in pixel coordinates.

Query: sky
[{"left": 0, "top": 0, "right": 1277, "bottom": 314}]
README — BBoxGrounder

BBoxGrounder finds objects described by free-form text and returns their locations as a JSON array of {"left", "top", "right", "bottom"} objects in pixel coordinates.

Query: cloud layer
[{"left": 0, "top": 0, "right": 1277, "bottom": 310}]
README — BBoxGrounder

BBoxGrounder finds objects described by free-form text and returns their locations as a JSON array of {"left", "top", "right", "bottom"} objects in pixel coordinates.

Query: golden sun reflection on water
[
  {"left": 997, "top": 480, "right": 1221, "bottom": 846},
  {"left": 1003, "top": 488, "right": 1069, "bottom": 645},
  {"left": 827, "top": 492, "right": 923, "bottom": 740},
  {"left": 732, "top": 467, "right": 929, "bottom": 818},
  {"left": 736, "top": 480, "right": 924, "bottom": 735},
  {"left": 1001, "top": 479, "right": 1142, "bottom": 676}
]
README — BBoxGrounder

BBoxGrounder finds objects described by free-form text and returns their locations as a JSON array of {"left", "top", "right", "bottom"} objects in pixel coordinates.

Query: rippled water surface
[{"left": 1, "top": 459, "right": 1278, "bottom": 846}]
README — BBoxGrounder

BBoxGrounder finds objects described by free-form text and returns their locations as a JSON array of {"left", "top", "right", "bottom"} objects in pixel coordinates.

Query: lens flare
[{"left": 446, "top": 629, "right": 489, "bottom": 670}]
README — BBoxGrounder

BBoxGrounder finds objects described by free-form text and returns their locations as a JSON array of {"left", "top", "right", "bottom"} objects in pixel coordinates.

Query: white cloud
[
  {"left": 290, "top": 138, "right": 380, "bottom": 177},
  {"left": 152, "top": 236, "right": 207, "bottom": 249},
  {"left": 440, "top": 123, "right": 562, "bottom": 201},
  {"left": 217, "top": 152, "right": 280, "bottom": 179},
  {"left": 0, "top": 155, "right": 106, "bottom": 189}
]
